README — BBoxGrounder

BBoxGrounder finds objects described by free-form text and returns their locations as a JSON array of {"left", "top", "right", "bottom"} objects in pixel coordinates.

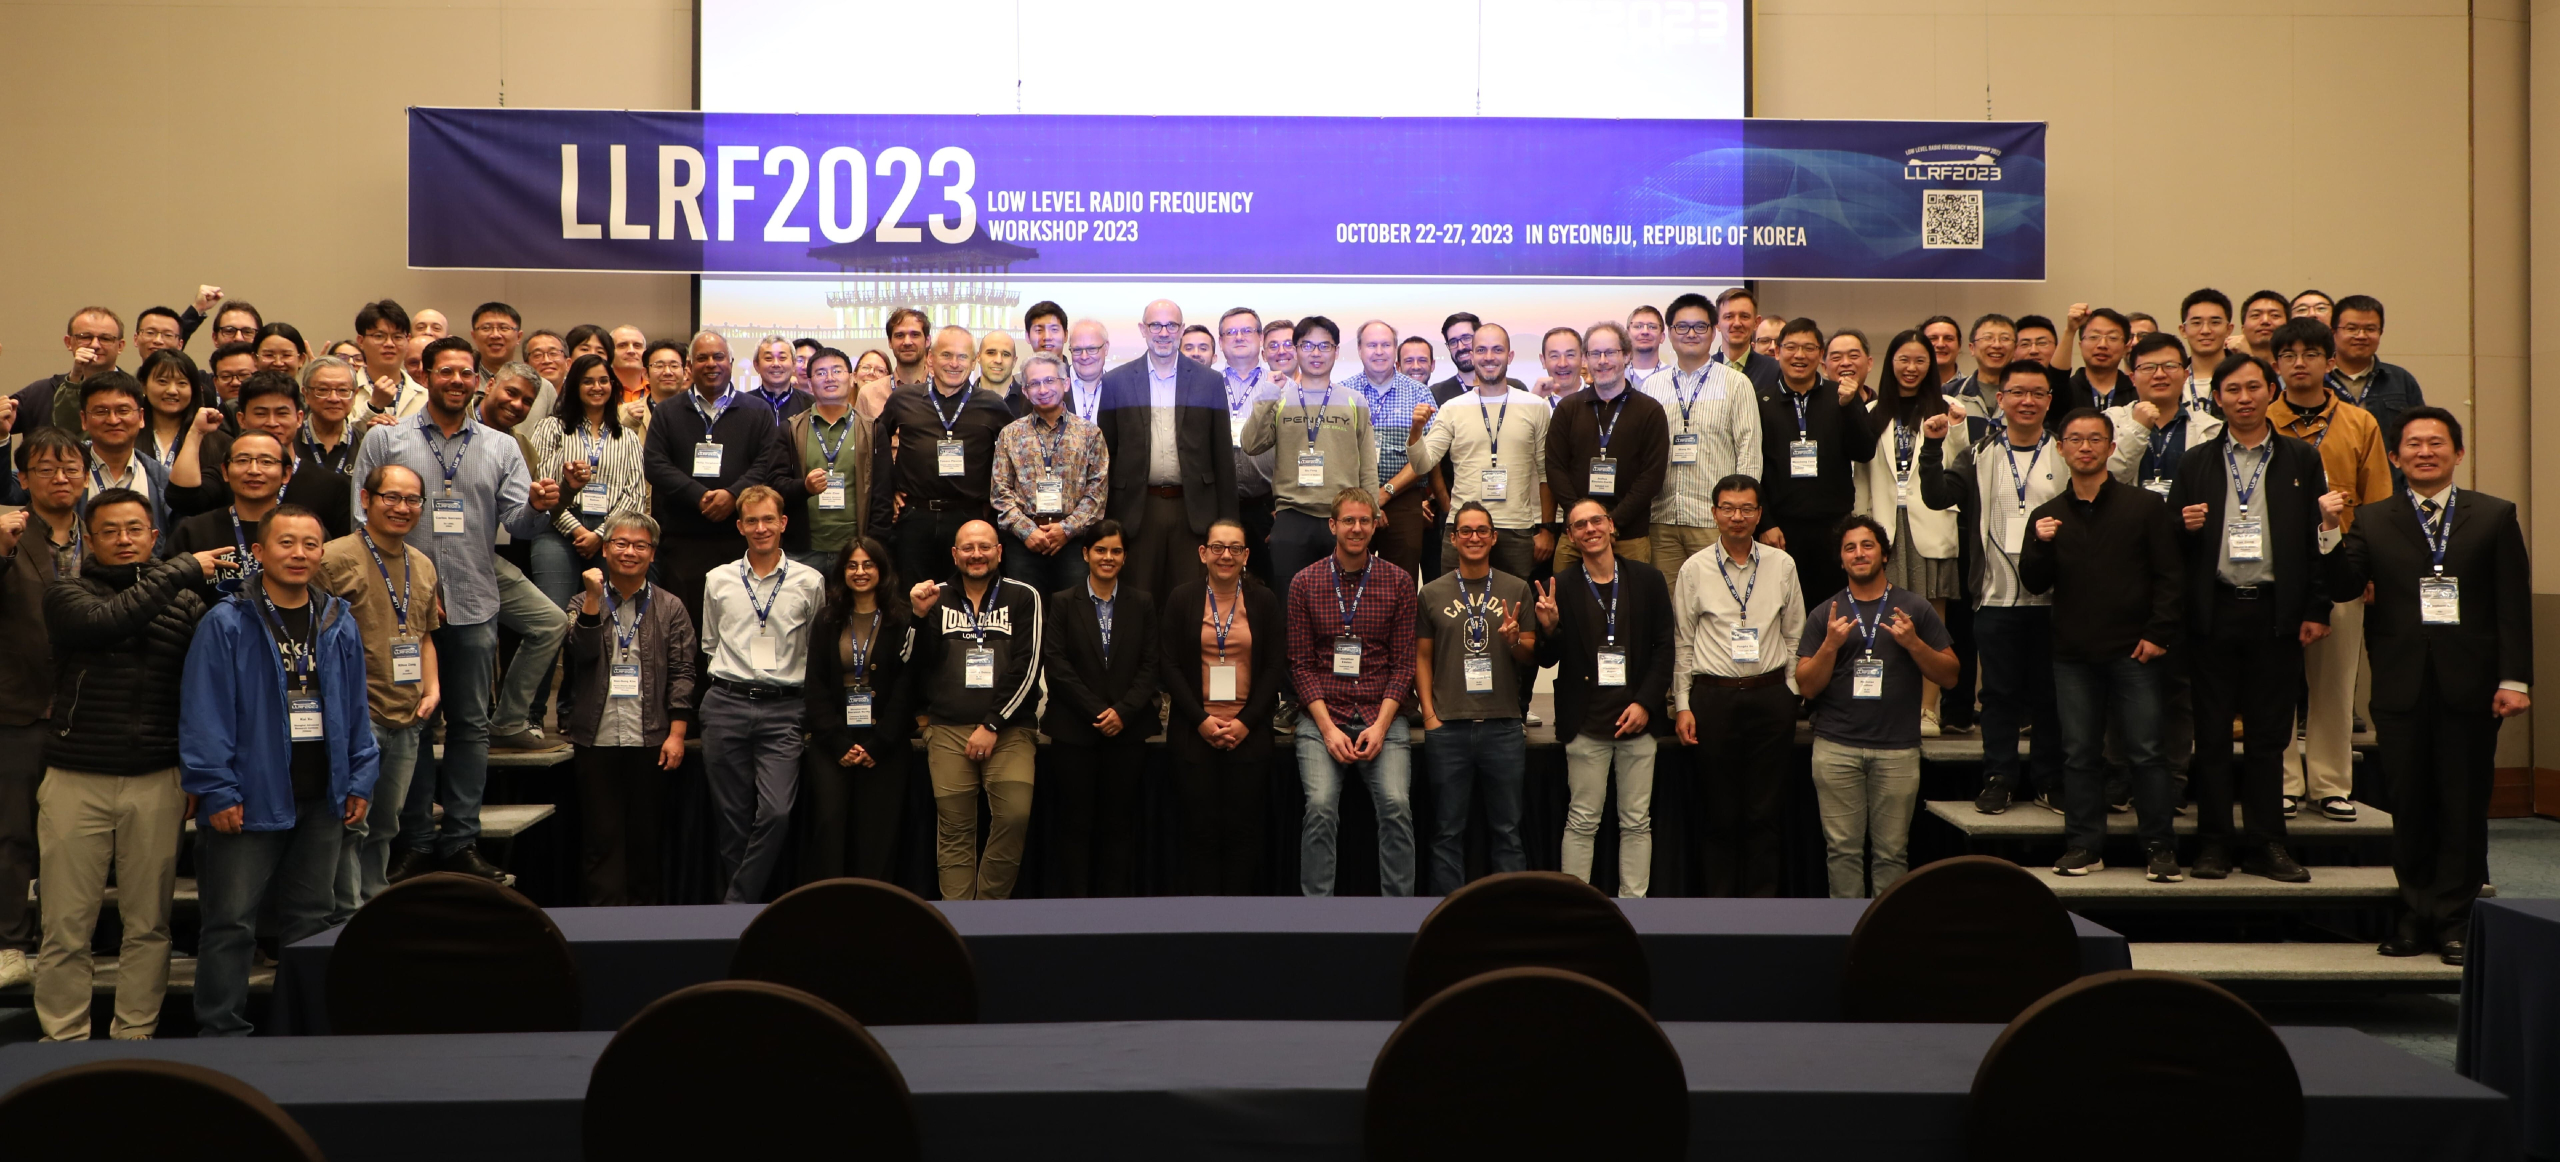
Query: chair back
[
  {"left": 729, "top": 877, "right": 978, "bottom": 1025},
  {"left": 1841, "top": 855, "right": 2081, "bottom": 1023},
  {"left": 1969, "top": 969, "right": 2301, "bottom": 1161},
  {"left": 0, "top": 1058, "right": 326, "bottom": 1161},
  {"left": 1402, "top": 871, "right": 1649, "bottom": 1014},
  {"left": 326, "top": 871, "right": 581, "bottom": 1034},
  {"left": 586, "top": 980, "right": 918, "bottom": 1162},
  {"left": 1368, "top": 966, "right": 1686, "bottom": 1162}
]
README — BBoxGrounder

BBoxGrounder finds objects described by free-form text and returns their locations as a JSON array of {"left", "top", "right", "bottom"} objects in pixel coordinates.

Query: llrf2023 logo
[{"left": 1902, "top": 144, "right": 2004, "bottom": 183}]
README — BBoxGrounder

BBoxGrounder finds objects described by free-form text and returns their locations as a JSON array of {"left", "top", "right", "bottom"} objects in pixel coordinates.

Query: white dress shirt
[
  {"left": 1671, "top": 540, "right": 1806, "bottom": 710},
  {"left": 700, "top": 553, "right": 827, "bottom": 685}
]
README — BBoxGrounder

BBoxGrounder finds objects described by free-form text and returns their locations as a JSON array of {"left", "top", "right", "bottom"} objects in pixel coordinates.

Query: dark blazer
[
  {"left": 1533, "top": 556, "right": 1674, "bottom": 743},
  {"left": 2064, "top": 368, "right": 2135, "bottom": 422},
  {"left": 2163, "top": 430, "right": 2332, "bottom": 636},
  {"left": 1097, "top": 356, "right": 1237, "bottom": 537},
  {"left": 2325, "top": 489, "right": 2531, "bottom": 715},
  {"left": 803, "top": 600, "right": 917, "bottom": 763},
  {"left": 1159, "top": 579, "right": 1285, "bottom": 732},
  {"left": 1040, "top": 586, "right": 1162, "bottom": 744}
]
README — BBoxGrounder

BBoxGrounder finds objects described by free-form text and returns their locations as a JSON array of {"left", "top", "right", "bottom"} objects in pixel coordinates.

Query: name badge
[
  {"left": 1728, "top": 626, "right": 1760, "bottom": 664},
  {"left": 965, "top": 646, "right": 996, "bottom": 688},
  {"left": 819, "top": 472, "right": 847, "bottom": 511},
  {"left": 1208, "top": 664, "right": 1238, "bottom": 702},
  {"left": 1479, "top": 467, "right": 1510, "bottom": 501},
  {"left": 1789, "top": 438, "right": 1819, "bottom": 478},
  {"left": 1033, "top": 474, "right": 1065, "bottom": 515},
  {"left": 432, "top": 497, "right": 466, "bottom": 536},
  {"left": 1596, "top": 649, "right": 1627, "bottom": 687},
  {"left": 692, "top": 442, "right": 723, "bottom": 477},
  {"left": 580, "top": 480, "right": 609, "bottom": 514},
  {"left": 1463, "top": 654, "right": 1495, "bottom": 693},
  {"left": 2144, "top": 477, "right": 2172, "bottom": 497},
  {"left": 610, "top": 663, "right": 642, "bottom": 698},
  {"left": 749, "top": 629, "right": 778, "bottom": 672},
  {"left": 1670, "top": 433, "right": 1700, "bottom": 464},
  {"left": 1894, "top": 471, "right": 1910, "bottom": 505},
  {"left": 2420, "top": 575, "right": 2460, "bottom": 625},
  {"left": 1587, "top": 457, "right": 1616, "bottom": 496},
  {"left": 844, "top": 688, "right": 874, "bottom": 725},
  {"left": 1332, "top": 637, "right": 1362, "bottom": 676},
  {"left": 1851, "top": 655, "right": 1885, "bottom": 700},
  {"left": 2227, "top": 519, "right": 2265, "bottom": 562},
  {"left": 1998, "top": 506, "right": 2028, "bottom": 555},
  {"left": 390, "top": 639, "right": 423, "bottom": 685},
  {"left": 1296, "top": 451, "right": 1326, "bottom": 488},
  {"left": 937, "top": 439, "right": 966, "bottom": 476},
  {"left": 288, "top": 695, "right": 325, "bottom": 741}
]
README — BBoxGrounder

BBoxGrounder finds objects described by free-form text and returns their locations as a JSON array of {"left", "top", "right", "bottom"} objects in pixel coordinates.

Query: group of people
[{"left": 0, "top": 280, "right": 2518, "bottom": 1041}]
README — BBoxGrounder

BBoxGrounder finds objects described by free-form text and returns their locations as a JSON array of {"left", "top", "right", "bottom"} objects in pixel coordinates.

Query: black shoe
[
  {"left": 489, "top": 728, "right": 567, "bottom": 753},
  {"left": 2281, "top": 795, "right": 2300, "bottom": 819},
  {"left": 440, "top": 845, "right": 510, "bottom": 883},
  {"left": 2243, "top": 843, "right": 2311, "bottom": 884},
  {"left": 2439, "top": 939, "right": 2466, "bottom": 966},
  {"left": 2145, "top": 844, "right": 2184, "bottom": 883},
  {"left": 2052, "top": 848, "right": 2102, "bottom": 877},
  {"left": 2318, "top": 797, "right": 2357, "bottom": 822},
  {"left": 386, "top": 847, "right": 437, "bottom": 884},
  {"left": 1974, "top": 780, "right": 2012, "bottom": 815},
  {"left": 2377, "top": 936, "right": 2429, "bottom": 958},
  {"left": 2191, "top": 843, "right": 2232, "bottom": 880}
]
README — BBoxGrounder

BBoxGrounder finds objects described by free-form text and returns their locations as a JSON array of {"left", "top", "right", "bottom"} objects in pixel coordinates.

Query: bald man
[
  {"left": 977, "top": 330, "right": 1026, "bottom": 419},
  {"left": 908, "top": 518, "right": 1045, "bottom": 900},
  {"left": 872, "top": 326, "right": 1015, "bottom": 586},
  {"left": 641, "top": 329, "right": 787, "bottom": 628},
  {"left": 1096, "top": 299, "right": 1238, "bottom": 600}
]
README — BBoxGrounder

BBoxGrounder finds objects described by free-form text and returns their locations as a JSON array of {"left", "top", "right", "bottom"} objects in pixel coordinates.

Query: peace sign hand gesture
[
  {"left": 1497, "top": 598, "right": 1522, "bottom": 645},
  {"left": 1532, "top": 579, "right": 1561, "bottom": 633}
]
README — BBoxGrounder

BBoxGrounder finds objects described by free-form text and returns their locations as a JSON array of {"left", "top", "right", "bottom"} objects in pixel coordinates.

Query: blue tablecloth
[
  {"left": 0, "top": 1021, "right": 2507, "bottom": 1162},
  {"left": 272, "top": 896, "right": 2130, "bottom": 1034},
  {"left": 2458, "top": 898, "right": 2560, "bottom": 1159}
]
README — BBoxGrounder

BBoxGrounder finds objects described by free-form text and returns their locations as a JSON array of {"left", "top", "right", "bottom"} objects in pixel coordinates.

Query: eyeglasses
[
  {"left": 1331, "top": 516, "right": 1375, "bottom": 528},
  {"left": 1667, "top": 322, "right": 1714, "bottom": 337},
  {"left": 307, "top": 387, "right": 357, "bottom": 400},
  {"left": 230, "top": 455, "right": 286, "bottom": 469},
  {"left": 2060, "top": 434, "right": 2112, "bottom": 446},
  {"left": 1296, "top": 341, "right": 1337, "bottom": 354},
  {"left": 2274, "top": 351, "right": 2326, "bottom": 364},
  {"left": 1141, "top": 321, "right": 1184, "bottom": 334},
  {"left": 1713, "top": 503, "right": 1761, "bottom": 516},
  {"left": 84, "top": 405, "right": 140, "bottom": 421},
  {"left": 607, "top": 538, "right": 654, "bottom": 552},
  {"left": 372, "top": 492, "right": 425, "bottom": 510},
  {"left": 215, "top": 326, "right": 258, "bottom": 342},
  {"left": 70, "top": 332, "right": 122, "bottom": 346},
  {"left": 473, "top": 322, "right": 520, "bottom": 336},
  {"left": 1220, "top": 326, "right": 1259, "bottom": 339},
  {"left": 2131, "top": 360, "right": 2185, "bottom": 375},
  {"left": 26, "top": 466, "right": 83, "bottom": 481},
  {"left": 1067, "top": 345, "right": 1107, "bottom": 358},
  {"left": 2334, "top": 323, "right": 2381, "bottom": 337},
  {"left": 1203, "top": 543, "right": 1247, "bottom": 557},
  {"left": 1997, "top": 389, "right": 2052, "bottom": 400},
  {"left": 1452, "top": 525, "right": 1496, "bottom": 539},
  {"left": 1568, "top": 516, "right": 1612, "bottom": 532}
]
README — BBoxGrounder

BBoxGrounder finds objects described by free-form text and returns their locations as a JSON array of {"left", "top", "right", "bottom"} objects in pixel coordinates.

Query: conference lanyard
[
  {"left": 1225, "top": 367, "right": 1261, "bottom": 415},
  {"left": 2413, "top": 486, "right": 2457, "bottom": 573},
  {"left": 1073, "top": 381, "right": 1102, "bottom": 425},
  {"left": 1329, "top": 556, "right": 1370, "bottom": 637},
  {"left": 1716, "top": 544, "right": 1758, "bottom": 617},
  {"left": 956, "top": 583, "right": 999, "bottom": 646},
  {"left": 1034, "top": 414, "right": 1065, "bottom": 474},
  {"left": 88, "top": 455, "right": 140, "bottom": 499},
  {"left": 691, "top": 389, "right": 737, "bottom": 431},
  {"left": 739, "top": 560, "right": 785, "bottom": 634},
  {"left": 607, "top": 583, "right": 650, "bottom": 660},
  {"left": 361, "top": 533, "right": 411, "bottom": 635},
  {"left": 1207, "top": 584, "right": 1240, "bottom": 660},
  {"left": 1790, "top": 391, "right": 1812, "bottom": 441},
  {"left": 228, "top": 507, "right": 260, "bottom": 582},
  {"left": 2284, "top": 403, "right": 2332, "bottom": 450},
  {"left": 845, "top": 609, "right": 878, "bottom": 684},
  {"left": 2004, "top": 434, "right": 2049, "bottom": 510},
  {"left": 1088, "top": 582, "right": 1116, "bottom": 663},
  {"left": 814, "top": 415, "right": 852, "bottom": 469},
  {"left": 2225, "top": 438, "right": 2271, "bottom": 514},
  {"left": 1460, "top": 573, "right": 1494, "bottom": 654},
  {"left": 1293, "top": 381, "right": 1331, "bottom": 437},
  {"left": 1893, "top": 416, "right": 1917, "bottom": 476},
  {"left": 1594, "top": 389, "right": 1629, "bottom": 455},
  {"left": 1847, "top": 592, "right": 1887, "bottom": 656},
  {"left": 419, "top": 415, "right": 474, "bottom": 496},
  {"left": 2145, "top": 413, "right": 2187, "bottom": 480},
  {"left": 1475, "top": 394, "right": 1511, "bottom": 467},
  {"left": 2326, "top": 369, "right": 2367, "bottom": 409},
  {"left": 927, "top": 384, "right": 966, "bottom": 438},
  {"left": 1673, "top": 367, "right": 1710, "bottom": 430},
  {"left": 1585, "top": 571, "right": 1620, "bottom": 647},
  {"left": 582, "top": 422, "right": 607, "bottom": 469}
]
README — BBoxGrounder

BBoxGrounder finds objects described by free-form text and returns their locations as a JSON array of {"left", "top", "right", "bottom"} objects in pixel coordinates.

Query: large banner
[{"left": 410, "top": 108, "right": 2044, "bottom": 282}]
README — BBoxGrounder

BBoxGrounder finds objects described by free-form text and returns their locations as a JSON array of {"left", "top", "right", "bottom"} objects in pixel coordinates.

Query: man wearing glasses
[
  {"left": 1217, "top": 307, "right": 1279, "bottom": 584},
  {"left": 1240, "top": 317, "right": 1376, "bottom": 599},
  {"left": 1416, "top": 501, "right": 1536, "bottom": 894},
  {"left": 352, "top": 300, "right": 428, "bottom": 426},
  {"left": 1345, "top": 321, "right": 1435, "bottom": 577},
  {"left": 205, "top": 373, "right": 356, "bottom": 539},
  {"left": 1066, "top": 320, "right": 1112, "bottom": 428},
  {"left": 469, "top": 302, "right": 556, "bottom": 421},
  {"left": 318, "top": 464, "right": 444, "bottom": 914},
  {"left": 1287, "top": 488, "right": 1418, "bottom": 897},
  {"left": 2325, "top": 295, "right": 2427, "bottom": 453},
  {"left": 1640, "top": 294, "right": 1761, "bottom": 573},
  {"left": 1671, "top": 475, "right": 1804, "bottom": 897},
  {"left": 13, "top": 307, "right": 127, "bottom": 437},
  {"left": 1754, "top": 318, "right": 1875, "bottom": 611},
  {"left": 76, "top": 373, "right": 180, "bottom": 542},
  {"left": 1097, "top": 300, "right": 1237, "bottom": 601}
]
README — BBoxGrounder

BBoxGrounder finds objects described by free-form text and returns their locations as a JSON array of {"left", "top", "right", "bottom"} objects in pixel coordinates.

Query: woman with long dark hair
[
  {"left": 1860, "top": 328, "right": 1963, "bottom": 734},
  {"left": 137, "top": 349, "right": 214, "bottom": 493},
  {"left": 801, "top": 537, "right": 916, "bottom": 881}
]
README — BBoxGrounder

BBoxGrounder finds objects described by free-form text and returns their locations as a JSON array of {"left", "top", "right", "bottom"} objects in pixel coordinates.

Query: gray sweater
[{"left": 1239, "top": 384, "right": 1378, "bottom": 517}]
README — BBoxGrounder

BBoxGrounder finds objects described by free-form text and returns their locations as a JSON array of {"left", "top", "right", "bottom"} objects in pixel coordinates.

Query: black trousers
[
  {"left": 1690, "top": 678, "right": 1797, "bottom": 898},
  {"left": 1047, "top": 735, "right": 1149, "bottom": 898},
  {"left": 2375, "top": 668, "right": 2500, "bottom": 945},
  {"left": 575, "top": 745, "right": 668, "bottom": 906},
  {"left": 1239, "top": 492, "right": 1276, "bottom": 589},
  {"left": 657, "top": 530, "right": 745, "bottom": 634},
  {"left": 1777, "top": 517, "right": 1847, "bottom": 614},
  {"left": 1172, "top": 719, "right": 1270, "bottom": 895},
  {"left": 802, "top": 735, "right": 910, "bottom": 883},
  {"left": 2188, "top": 591, "right": 2300, "bottom": 849},
  {"left": 894, "top": 504, "right": 986, "bottom": 591},
  {"left": 1125, "top": 492, "right": 1205, "bottom": 604}
]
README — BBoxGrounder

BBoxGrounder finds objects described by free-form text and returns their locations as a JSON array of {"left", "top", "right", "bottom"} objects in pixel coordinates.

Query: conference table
[
  {"left": 2457, "top": 897, "right": 2560, "bottom": 1159},
  {"left": 271, "top": 896, "right": 2130, "bottom": 1034},
  {"left": 0, "top": 1021, "right": 2509, "bottom": 1161}
]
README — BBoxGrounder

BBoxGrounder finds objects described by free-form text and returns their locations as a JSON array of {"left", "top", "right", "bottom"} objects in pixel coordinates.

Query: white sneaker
[
  {"left": 1919, "top": 708, "right": 1942, "bottom": 738},
  {"left": 1525, "top": 711, "right": 1544, "bottom": 728},
  {"left": 0, "top": 947, "right": 30, "bottom": 989}
]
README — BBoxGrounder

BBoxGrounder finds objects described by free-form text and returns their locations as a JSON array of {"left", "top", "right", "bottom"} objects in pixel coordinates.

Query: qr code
[{"left": 1921, "top": 190, "right": 1983, "bottom": 249}]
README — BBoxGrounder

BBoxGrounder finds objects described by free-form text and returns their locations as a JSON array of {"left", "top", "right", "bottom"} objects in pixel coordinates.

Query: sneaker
[
  {"left": 440, "top": 845, "right": 513, "bottom": 884},
  {"left": 2318, "top": 797, "right": 2357, "bottom": 822},
  {"left": 1919, "top": 708, "right": 1941, "bottom": 738},
  {"left": 2191, "top": 843, "right": 2232, "bottom": 880},
  {"left": 2281, "top": 795, "right": 2300, "bottom": 819},
  {"left": 2242, "top": 843, "right": 2311, "bottom": 884},
  {"left": 2144, "top": 844, "right": 2184, "bottom": 883},
  {"left": 489, "top": 728, "right": 566, "bottom": 753},
  {"left": 386, "top": 846, "right": 437, "bottom": 884},
  {"left": 2107, "top": 795, "right": 2131, "bottom": 815},
  {"left": 2033, "top": 791, "right": 2064, "bottom": 816},
  {"left": 1973, "top": 780, "right": 2012, "bottom": 815},
  {"left": 1525, "top": 711, "right": 1544, "bottom": 728},
  {"left": 0, "top": 947, "right": 29, "bottom": 989},
  {"left": 2052, "top": 848, "right": 2103, "bottom": 876}
]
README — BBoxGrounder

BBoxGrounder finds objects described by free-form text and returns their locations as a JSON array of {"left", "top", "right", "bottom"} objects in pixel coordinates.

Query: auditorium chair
[
  {"left": 326, "top": 871, "right": 582, "bottom": 1035},
  {"left": 1838, "top": 855, "right": 2081, "bottom": 1023},
  {"left": 0, "top": 1058, "right": 327, "bottom": 1161},
  {"left": 585, "top": 980, "right": 918, "bottom": 1162},
  {"left": 728, "top": 877, "right": 979, "bottom": 1025},
  {"left": 1968, "top": 970, "right": 2302, "bottom": 1162},
  {"left": 1401, "top": 870, "right": 1651, "bottom": 1015},
  {"left": 1367, "top": 967, "right": 1685, "bottom": 1162}
]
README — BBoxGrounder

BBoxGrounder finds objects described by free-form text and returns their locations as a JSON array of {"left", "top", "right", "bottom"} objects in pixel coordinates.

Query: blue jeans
[
  {"left": 1972, "top": 605, "right": 2062, "bottom": 798},
  {"left": 1294, "top": 716, "right": 1415, "bottom": 897},
  {"left": 195, "top": 803, "right": 343, "bottom": 1036},
  {"left": 408, "top": 619, "right": 496, "bottom": 856},
  {"left": 2054, "top": 655, "right": 2176, "bottom": 852},
  {"left": 1001, "top": 528, "right": 1087, "bottom": 596},
  {"left": 1423, "top": 718, "right": 1526, "bottom": 895},
  {"left": 335, "top": 720, "right": 420, "bottom": 923},
  {"left": 492, "top": 556, "right": 569, "bottom": 737}
]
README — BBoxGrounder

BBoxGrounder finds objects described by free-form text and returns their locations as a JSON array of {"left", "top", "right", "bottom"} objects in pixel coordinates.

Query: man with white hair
[{"left": 745, "top": 334, "right": 809, "bottom": 420}]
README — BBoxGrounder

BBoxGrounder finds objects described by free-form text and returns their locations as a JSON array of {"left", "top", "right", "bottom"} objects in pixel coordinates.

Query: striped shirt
[{"left": 524, "top": 416, "right": 648, "bottom": 536}]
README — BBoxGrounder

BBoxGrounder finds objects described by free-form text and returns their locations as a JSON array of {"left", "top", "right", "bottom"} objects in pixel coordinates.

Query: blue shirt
[
  {"left": 1345, "top": 371, "right": 1431, "bottom": 488},
  {"left": 349, "top": 414, "right": 547, "bottom": 626}
]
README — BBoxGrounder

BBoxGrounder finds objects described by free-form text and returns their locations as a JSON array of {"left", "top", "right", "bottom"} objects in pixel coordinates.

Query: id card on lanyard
[
  {"left": 1329, "top": 557, "right": 1368, "bottom": 676},
  {"left": 1787, "top": 391, "right": 1818, "bottom": 478},
  {"left": 1997, "top": 436, "right": 2048, "bottom": 555},
  {"left": 1587, "top": 392, "right": 1627, "bottom": 496},
  {"left": 2224, "top": 440, "right": 2270, "bottom": 562},
  {"left": 2415, "top": 488, "right": 2461, "bottom": 624},
  {"left": 1475, "top": 394, "right": 1511, "bottom": 501},
  {"left": 363, "top": 536, "right": 422, "bottom": 685},
  {"left": 423, "top": 416, "right": 475, "bottom": 535},
  {"left": 691, "top": 391, "right": 731, "bottom": 477},
  {"left": 813, "top": 417, "right": 853, "bottom": 511},
  {"left": 929, "top": 386, "right": 969, "bottom": 476},
  {"left": 1846, "top": 593, "right": 1888, "bottom": 699}
]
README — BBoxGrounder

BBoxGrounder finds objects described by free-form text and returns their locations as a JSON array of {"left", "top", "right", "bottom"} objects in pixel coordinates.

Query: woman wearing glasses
[
  {"left": 1160, "top": 519, "right": 1285, "bottom": 894},
  {"left": 1856, "top": 330, "right": 1963, "bottom": 736}
]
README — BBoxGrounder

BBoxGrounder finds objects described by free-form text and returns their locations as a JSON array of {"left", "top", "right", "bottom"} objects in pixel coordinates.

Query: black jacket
[
  {"left": 1756, "top": 379, "right": 1877, "bottom": 529},
  {"left": 1534, "top": 556, "right": 1674, "bottom": 743},
  {"left": 1159, "top": 579, "right": 1286, "bottom": 732},
  {"left": 803, "top": 600, "right": 917, "bottom": 761},
  {"left": 44, "top": 554, "right": 209, "bottom": 775},
  {"left": 2063, "top": 368, "right": 2135, "bottom": 422},
  {"left": 1041, "top": 586, "right": 1162, "bottom": 744},
  {"left": 2164, "top": 431, "right": 2332, "bottom": 636},
  {"left": 2325, "top": 489, "right": 2531, "bottom": 715},
  {"left": 1097, "top": 356, "right": 1237, "bottom": 537},
  {"left": 2018, "top": 479, "right": 2183, "bottom": 660}
]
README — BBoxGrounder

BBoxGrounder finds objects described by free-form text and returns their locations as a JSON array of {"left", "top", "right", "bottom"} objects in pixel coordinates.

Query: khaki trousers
[
  {"left": 924, "top": 724, "right": 1038, "bottom": 900},
  {"left": 1647, "top": 524, "right": 1718, "bottom": 577},
  {"left": 35, "top": 767, "right": 183, "bottom": 1040},
  {"left": 2286, "top": 597, "right": 2364, "bottom": 803}
]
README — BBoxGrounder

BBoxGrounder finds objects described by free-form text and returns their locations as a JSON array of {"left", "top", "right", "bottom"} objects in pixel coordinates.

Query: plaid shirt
[
  {"left": 991, "top": 410, "right": 1110, "bottom": 541},
  {"left": 1287, "top": 554, "right": 1417, "bottom": 725},
  {"left": 1345, "top": 372, "right": 1432, "bottom": 488}
]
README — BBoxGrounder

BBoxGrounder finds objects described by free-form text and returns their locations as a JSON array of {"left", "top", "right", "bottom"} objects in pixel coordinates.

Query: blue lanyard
[
  {"left": 606, "top": 583, "right": 649, "bottom": 658},
  {"left": 418, "top": 415, "right": 474, "bottom": 495},
  {"left": 1585, "top": 569, "right": 1620, "bottom": 647},
  {"left": 1225, "top": 367, "right": 1261, "bottom": 414},
  {"left": 1716, "top": 545, "right": 1758, "bottom": 614},
  {"left": 1894, "top": 416, "right": 1917, "bottom": 474},
  {"left": 1672, "top": 366, "right": 1710, "bottom": 430},
  {"left": 958, "top": 582, "right": 996, "bottom": 645},
  {"left": 1034, "top": 414, "right": 1065, "bottom": 474},
  {"left": 361, "top": 533, "right": 410, "bottom": 634},
  {"left": 89, "top": 455, "right": 138, "bottom": 497},
  {"left": 1073, "top": 381, "right": 1101, "bottom": 425},
  {"left": 1459, "top": 573, "right": 1494, "bottom": 653},
  {"left": 2224, "top": 437, "right": 2271, "bottom": 513},
  {"left": 1847, "top": 591, "right": 1887, "bottom": 655},
  {"left": 1088, "top": 582, "right": 1115, "bottom": 662},
  {"left": 760, "top": 387, "right": 795, "bottom": 414},
  {"left": 739, "top": 560, "right": 784, "bottom": 631},
  {"left": 1475, "top": 393, "right": 1511, "bottom": 467},
  {"left": 228, "top": 507, "right": 262, "bottom": 581},
  {"left": 1593, "top": 389, "right": 1628, "bottom": 454},
  {"left": 581, "top": 422, "right": 606, "bottom": 467},
  {"left": 845, "top": 609, "right": 878, "bottom": 683},
  {"left": 1293, "top": 382, "right": 1331, "bottom": 438},
  {"left": 2004, "top": 434, "right": 2049, "bottom": 509},
  {"left": 927, "top": 385, "right": 966, "bottom": 438},
  {"left": 1329, "top": 556, "right": 1370, "bottom": 637},
  {"left": 1207, "top": 584, "right": 1239, "bottom": 659},
  {"left": 1790, "top": 391, "right": 1812, "bottom": 440},
  {"left": 691, "top": 389, "right": 736, "bottom": 431},
  {"left": 814, "top": 414, "right": 852, "bottom": 469},
  {"left": 2412, "top": 487, "right": 2456, "bottom": 572},
  {"left": 2145, "top": 412, "right": 2186, "bottom": 479}
]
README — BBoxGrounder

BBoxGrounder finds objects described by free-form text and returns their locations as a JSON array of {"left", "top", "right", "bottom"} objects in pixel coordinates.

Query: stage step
[
  {"left": 1926, "top": 800, "right": 2394, "bottom": 841},
  {"left": 2130, "top": 942, "right": 2462, "bottom": 991},
  {"left": 0, "top": 954, "right": 273, "bottom": 998},
  {"left": 2044, "top": 864, "right": 2401, "bottom": 907}
]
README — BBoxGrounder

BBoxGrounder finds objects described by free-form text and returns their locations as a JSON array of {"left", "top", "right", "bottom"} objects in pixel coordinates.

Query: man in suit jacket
[
  {"left": 2323, "top": 406, "right": 2530, "bottom": 965},
  {"left": 2165, "top": 355, "right": 2340, "bottom": 884},
  {"left": 1098, "top": 299, "right": 1237, "bottom": 601}
]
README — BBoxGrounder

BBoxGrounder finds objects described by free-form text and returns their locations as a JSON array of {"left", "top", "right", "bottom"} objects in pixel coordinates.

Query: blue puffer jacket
[{"left": 179, "top": 588, "right": 381, "bottom": 831}]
